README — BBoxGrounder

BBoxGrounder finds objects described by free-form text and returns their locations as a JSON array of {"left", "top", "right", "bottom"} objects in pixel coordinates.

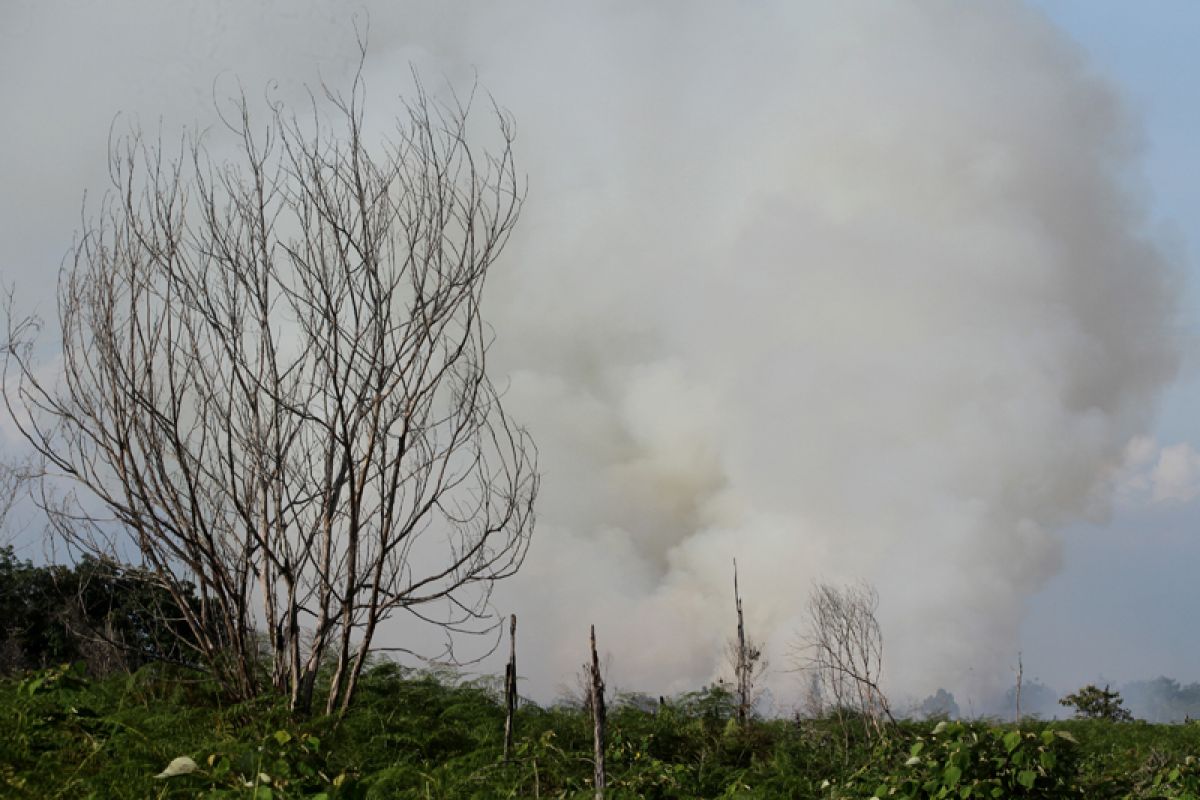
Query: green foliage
[
  {"left": 5, "top": 661, "right": 1200, "bottom": 798},
  {"left": 155, "top": 729, "right": 358, "bottom": 798},
  {"left": 1060, "top": 683, "right": 1134, "bottom": 722},
  {"left": 0, "top": 546, "right": 205, "bottom": 676},
  {"left": 826, "top": 721, "right": 1082, "bottom": 798},
  {"left": 1146, "top": 755, "right": 1200, "bottom": 799}
]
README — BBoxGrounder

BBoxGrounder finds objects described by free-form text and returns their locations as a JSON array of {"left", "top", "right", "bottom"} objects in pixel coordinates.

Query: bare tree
[
  {"left": 2, "top": 50, "right": 537, "bottom": 714},
  {"left": 728, "top": 559, "right": 766, "bottom": 726},
  {"left": 797, "top": 581, "right": 893, "bottom": 739}
]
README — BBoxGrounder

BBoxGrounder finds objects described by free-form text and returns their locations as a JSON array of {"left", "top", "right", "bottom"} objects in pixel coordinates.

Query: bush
[
  {"left": 827, "top": 721, "right": 1082, "bottom": 799},
  {"left": 0, "top": 547, "right": 205, "bottom": 677},
  {"left": 1060, "top": 684, "right": 1133, "bottom": 722}
]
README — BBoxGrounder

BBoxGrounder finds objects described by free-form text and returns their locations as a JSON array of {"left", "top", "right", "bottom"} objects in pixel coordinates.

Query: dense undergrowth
[{"left": 4, "top": 661, "right": 1200, "bottom": 799}]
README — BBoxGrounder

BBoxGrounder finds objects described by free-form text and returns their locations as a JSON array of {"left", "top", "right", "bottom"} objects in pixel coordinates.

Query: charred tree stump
[
  {"left": 589, "top": 624, "right": 606, "bottom": 799},
  {"left": 504, "top": 614, "right": 517, "bottom": 760},
  {"left": 734, "top": 559, "right": 749, "bottom": 726},
  {"left": 1015, "top": 650, "right": 1023, "bottom": 725}
]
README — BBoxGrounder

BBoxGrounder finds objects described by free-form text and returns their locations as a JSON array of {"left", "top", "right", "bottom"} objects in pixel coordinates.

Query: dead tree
[
  {"left": 2, "top": 48, "right": 537, "bottom": 714},
  {"left": 730, "top": 559, "right": 765, "bottom": 726},
  {"left": 734, "top": 560, "right": 748, "bottom": 724},
  {"left": 503, "top": 614, "right": 517, "bottom": 760},
  {"left": 798, "top": 581, "right": 893, "bottom": 740},
  {"left": 589, "top": 625, "right": 606, "bottom": 800},
  {"left": 1014, "top": 651, "right": 1023, "bottom": 725}
]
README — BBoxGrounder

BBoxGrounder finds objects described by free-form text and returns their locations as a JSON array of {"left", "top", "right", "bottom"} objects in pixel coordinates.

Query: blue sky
[{"left": 1023, "top": 1, "right": 1200, "bottom": 692}]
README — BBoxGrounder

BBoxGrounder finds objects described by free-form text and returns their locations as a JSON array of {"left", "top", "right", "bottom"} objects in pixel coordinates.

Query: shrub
[
  {"left": 826, "top": 721, "right": 1082, "bottom": 799},
  {"left": 1060, "top": 684, "right": 1133, "bottom": 722}
]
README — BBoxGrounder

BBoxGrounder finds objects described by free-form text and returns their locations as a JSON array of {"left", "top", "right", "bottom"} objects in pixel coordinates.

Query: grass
[{"left": 4, "top": 661, "right": 1200, "bottom": 798}]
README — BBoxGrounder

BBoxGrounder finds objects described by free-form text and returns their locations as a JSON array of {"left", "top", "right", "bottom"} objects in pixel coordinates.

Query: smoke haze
[{"left": 0, "top": 1, "right": 1181, "bottom": 705}]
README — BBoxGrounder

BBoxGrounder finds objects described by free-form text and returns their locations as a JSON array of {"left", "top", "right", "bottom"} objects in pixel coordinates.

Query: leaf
[
  {"left": 1017, "top": 770, "right": 1036, "bottom": 789},
  {"left": 273, "top": 730, "right": 291, "bottom": 745},
  {"left": 906, "top": 756, "right": 922, "bottom": 766},
  {"left": 1003, "top": 731, "right": 1022, "bottom": 753},
  {"left": 944, "top": 765, "right": 962, "bottom": 787},
  {"left": 155, "top": 756, "right": 198, "bottom": 778}
]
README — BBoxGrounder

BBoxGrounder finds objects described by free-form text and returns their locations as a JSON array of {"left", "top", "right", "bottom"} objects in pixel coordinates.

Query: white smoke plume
[
  {"left": 0, "top": 1, "right": 1180, "bottom": 705},
  {"left": 416, "top": 1, "right": 1180, "bottom": 704}
]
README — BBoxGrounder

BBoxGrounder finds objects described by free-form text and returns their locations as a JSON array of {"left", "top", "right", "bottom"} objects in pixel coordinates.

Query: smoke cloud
[
  {"left": 425, "top": 1, "right": 1180, "bottom": 703},
  {"left": 1, "top": 1, "right": 1180, "bottom": 705}
]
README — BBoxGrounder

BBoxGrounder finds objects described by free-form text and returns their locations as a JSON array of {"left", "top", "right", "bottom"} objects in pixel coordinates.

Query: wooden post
[
  {"left": 504, "top": 614, "right": 517, "bottom": 760},
  {"left": 589, "top": 625, "right": 606, "bottom": 799},
  {"left": 734, "top": 559, "right": 748, "bottom": 726}
]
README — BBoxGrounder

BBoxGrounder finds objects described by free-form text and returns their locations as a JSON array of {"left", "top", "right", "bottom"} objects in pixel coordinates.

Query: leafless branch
[
  {"left": 2, "top": 48, "right": 536, "bottom": 714},
  {"left": 795, "top": 581, "right": 893, "bottom": 741}
]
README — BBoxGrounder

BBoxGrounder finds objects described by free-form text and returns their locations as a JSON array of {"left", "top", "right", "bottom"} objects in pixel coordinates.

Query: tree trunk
[
  {"left": 1015, "top": 651, "right": 1023, "bottom": 725},
  {"left": 504, "top": 614, "right": 517, "bottom": 760},
  {"left": 734, "top": 559, "right": 748, "bottom": 726},
  {"left": 589, "top": 625, "right": 606, "bottom": 800}
]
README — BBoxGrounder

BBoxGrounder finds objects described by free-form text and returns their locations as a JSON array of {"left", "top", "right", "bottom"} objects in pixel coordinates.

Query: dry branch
[{"left": 2, "top": 50, "right": 537, "bottom": 713}]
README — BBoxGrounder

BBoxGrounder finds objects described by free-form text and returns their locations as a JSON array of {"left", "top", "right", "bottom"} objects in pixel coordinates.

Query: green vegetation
[
  {"left": 5, "top": 661, "right": 1200, "bottom": 799},
  {"left": 0, "top": 546, "right": 206, "bottom": 674},
  {"left": 1059, "top": 683, "right": 1134, "bottom": 722}
]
